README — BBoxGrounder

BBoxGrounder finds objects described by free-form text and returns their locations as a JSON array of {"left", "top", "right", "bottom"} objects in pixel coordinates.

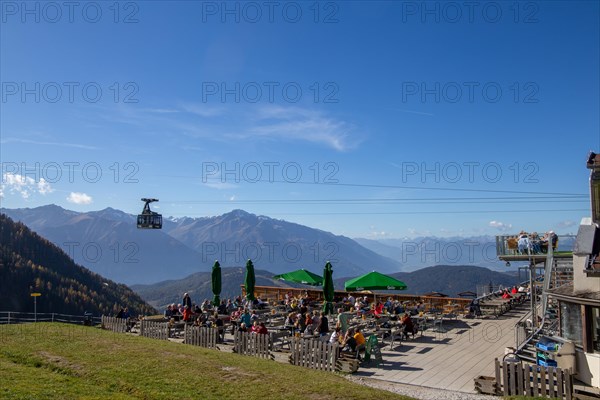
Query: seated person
[
  {"left": 294, "top": 313, "right": 306, "bottom": 334},
  {"left": 469, "top": 300, "right": 482, "bottom": 317},
  {"left": 171, "top": 304, "right": 182, "bottom": 321},
  {"left": 530, "top": 232, "right": 542, "bottom": 253},
  {"left": 217, "top": 301, "right": 228, "bottom": 315},
  {"left": 400, "top": 313, "right": 415, "bottom": 339},
  {"left": 394, "top": 303, "right": 405, "bottom": 315},
  {"left": 329, "top": 327, "right": 341, "bottom": 344},
  {"left": 238, "top": 322, "right": 248, "bottom": 333},
  {"left": 373, "top": 302, "right": 385, "bottom": 317},
  {"left": 353, "top": 327, "right": 366, "bottom": 358},
  {"left": 255, "top": 297, "right": 268, "bottom": 310},
  {"left": 384, "top": 298, "right": 393, "bottom": 313},
  {"left": 361, "top": 296, "right": 370, "bottom": 311},
  {"left": 239, "top": 309, "right": 252, "bottom": 328},
  {"left": 342, "top": 328, "right": 357, "bottom": 352},
  {"left": 257, "top": 322, "right": 269, "bottom": 334},
  {"left": 251, "top": 320, "right": 261, "bottom": 333}
]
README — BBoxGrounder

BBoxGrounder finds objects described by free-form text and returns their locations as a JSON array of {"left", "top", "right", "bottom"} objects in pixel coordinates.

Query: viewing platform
[{"left": 495, "top": 234, "right": 573, "bottom": 263}]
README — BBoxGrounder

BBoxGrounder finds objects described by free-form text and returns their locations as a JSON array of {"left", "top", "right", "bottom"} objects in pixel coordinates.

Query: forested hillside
[{"left": 0, "top": 214, "right": 155, "bottom": 316}]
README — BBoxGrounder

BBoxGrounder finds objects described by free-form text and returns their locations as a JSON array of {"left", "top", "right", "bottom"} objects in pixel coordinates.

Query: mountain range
[
  {"left": 355, "top": 236, "right": 504, "bottom": 271},
  {"left": 2, "top": 205, "right": 400, "bottom": 284},
  {"left": 3, "top": 205, "right": 547, "bottom": 289}
]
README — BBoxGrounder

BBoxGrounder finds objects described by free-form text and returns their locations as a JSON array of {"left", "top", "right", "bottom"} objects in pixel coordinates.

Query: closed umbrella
[
  {"left": 245, "top": 259, "right": 256, "bottom": 301},
  {"left": 211, "top": 260, "right": 221, "bottom": 307},
  {"left": 273, "top": 268, "right": 323, "bottom": 286},
  {"left": 322, "top": 262, "right": 335, "bottom": 314}
]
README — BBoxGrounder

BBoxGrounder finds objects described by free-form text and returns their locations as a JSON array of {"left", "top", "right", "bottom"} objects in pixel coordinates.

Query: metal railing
[
  {"left": 0, "top": 311, "right": 102, "bottom": 326},
  {"left": 495, "top": 234, "right": 574, "bottom": 258}
]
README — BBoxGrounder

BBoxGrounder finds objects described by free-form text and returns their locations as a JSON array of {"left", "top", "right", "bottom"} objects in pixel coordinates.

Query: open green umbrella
[
  {"left": 344, "top": 271, "right": 407, "bottom": 291},
  {"left": 273, "top": 268, "right": 323, "bottom": 286},
  {"left": 244, "top": 259, "right": 256, "bottom": 301},
  {"left": 322, "top": 262, "right": 335, "bottom": 315},
  {"left": 345, "top": 271, "right": 407, "bottom": 305},
  {"left": 211, "top": 260, "right": 221, "bottom": 307}
]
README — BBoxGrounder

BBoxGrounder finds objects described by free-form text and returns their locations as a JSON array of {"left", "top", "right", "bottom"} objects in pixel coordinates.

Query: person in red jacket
[{"left": 182, "top": 305, "right": 193, "bottom": 322}]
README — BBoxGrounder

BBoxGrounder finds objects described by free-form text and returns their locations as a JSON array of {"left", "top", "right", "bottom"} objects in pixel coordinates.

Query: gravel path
[{"left": 345, "top": 376, "right": 498, "bottom": 400}]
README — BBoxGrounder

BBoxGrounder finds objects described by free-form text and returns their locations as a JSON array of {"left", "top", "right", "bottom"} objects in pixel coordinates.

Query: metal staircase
[{"left": 514, "top": 247, "right": 573, "bottom": 363}]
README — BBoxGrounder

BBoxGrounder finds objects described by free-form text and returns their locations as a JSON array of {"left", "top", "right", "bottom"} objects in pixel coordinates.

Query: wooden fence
[
  {"left": 289, "top": 337, "right": 338, "bottom": 372},
  {"left": 184, "top": 325, "right": 218, "bottom": 349},
  {"left": 101, "top": 315, "right": 127, "bottom": 333},
  {"left": 494, "top": 358, "right": 573, "bottom": 399},
  {"left": 140, "top": 320, "right": 169, "bottom": 340},
  {"left": 233, "top": 331, "right": 273, "bottom": 359},
  {"left": 243, "top": 285, "right": 471, "bottom": 311}
]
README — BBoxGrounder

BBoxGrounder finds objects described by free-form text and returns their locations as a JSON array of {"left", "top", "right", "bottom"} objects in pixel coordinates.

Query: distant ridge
[{"left": 133, "top": 264, "right": 518, "bottom": 310}]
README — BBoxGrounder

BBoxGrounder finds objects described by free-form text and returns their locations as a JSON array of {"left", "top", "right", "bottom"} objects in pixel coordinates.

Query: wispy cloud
[
  {"left": 396, "top": 109, "right": 435, "bottom": 117},
  {"left": 1, "top": 138, "right": 100, "bottom": 150},
  {"left": 180, "top": 103, "right": 225, "bottom": 117},
  {"left": 489, "top": 220, "right": 513, "bottom": 231},
  {"left": 66, "top": 192, "right": 93, "bottom": 205},
  {"left": 141, "top": 108, "right": 181, "bottom": 114},
  {"left": 556, "top": 220, "right": 576, "bottom": 229},
  {"left": 1, "top": 173, "right": 53, "bottom": 199},
  {"left": 100, "top": 103, "right": 361, "bottom": 152},
  {"left": 245, "top": 105, "right": 359, "bottom": 151},
  {"left": 204, "top": 182, "right": 238, "bottom": 190}
]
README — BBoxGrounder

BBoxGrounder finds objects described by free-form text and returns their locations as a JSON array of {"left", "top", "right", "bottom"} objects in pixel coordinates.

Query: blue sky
[{"left": 1, "top": 0, "right": 598, "bottom": 239}]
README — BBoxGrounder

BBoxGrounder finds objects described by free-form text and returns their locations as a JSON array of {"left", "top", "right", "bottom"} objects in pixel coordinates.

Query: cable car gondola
[{"left": 137, "top": 198, "right": 162, "bottom": 229}]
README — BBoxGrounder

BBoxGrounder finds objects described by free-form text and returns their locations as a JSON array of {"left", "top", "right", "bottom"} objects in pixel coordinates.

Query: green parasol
[
  {"left": 244, "top": 259, "right": 256, "bottom": 301},
  {"left": 344, "top": 271, "right": 407, "bottom": 291},
  {"left": 345, "top": 271, "right": 407, "bottom": 305},
  {"left": 273, "top": 268, "right": 323, "bottom": 286}
]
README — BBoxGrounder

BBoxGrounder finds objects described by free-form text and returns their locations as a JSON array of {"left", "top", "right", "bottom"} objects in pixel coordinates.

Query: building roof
[{"left": 547, "top": 283, "right": 600, "bottom": 306}]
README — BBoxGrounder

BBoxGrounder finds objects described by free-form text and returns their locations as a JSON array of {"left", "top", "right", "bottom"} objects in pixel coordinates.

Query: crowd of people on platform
[
  {"left": 515, "top": 230, "right": 559, "bottom": 255},
  {"left": 159, "top": 290, "right": 426, "bottom": 359}
]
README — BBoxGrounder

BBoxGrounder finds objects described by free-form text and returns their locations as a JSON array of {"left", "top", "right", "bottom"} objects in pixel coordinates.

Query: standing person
[
  {"left": 182, "top": 305, "right": 192, "bottom": 322},
  {"left": 182, "top": 293, "right": 192, "bottom": 310},
  {"left": 317, "top": 311, "right": 329, "bottom": 337},
  {"left": 336, "top": 308, "right": 349, "bottom": 334}
]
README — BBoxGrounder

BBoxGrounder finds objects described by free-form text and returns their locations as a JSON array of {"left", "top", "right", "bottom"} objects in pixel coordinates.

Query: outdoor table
[{"left": 373, "top": 327, "right": 392, "bottom": 347}]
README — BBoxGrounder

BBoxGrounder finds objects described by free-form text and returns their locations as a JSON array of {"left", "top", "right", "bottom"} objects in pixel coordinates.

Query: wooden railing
[
  {"left": 494, "top": 358, "right": 573, "bottom": 399},
  {"left": 140, "top": 320, "right": 169, "bottom": 340},
  {"left": 242, "top": 285, "right": 471, "bottom": 311},
  {"left": 0, "top": 311, "right": 101, "bottom": 326},
  {"left": 184, "top": 325, "right": 218, "bottom": 349},
  {"left": 233, "top": 331, "right": 273, "bottom": 359},
  {"left": 289, "top": 337, "right": 338, "bottom": 372},
  {"left": 101, "top": 315, "right": 128, "bottom": 333}
]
